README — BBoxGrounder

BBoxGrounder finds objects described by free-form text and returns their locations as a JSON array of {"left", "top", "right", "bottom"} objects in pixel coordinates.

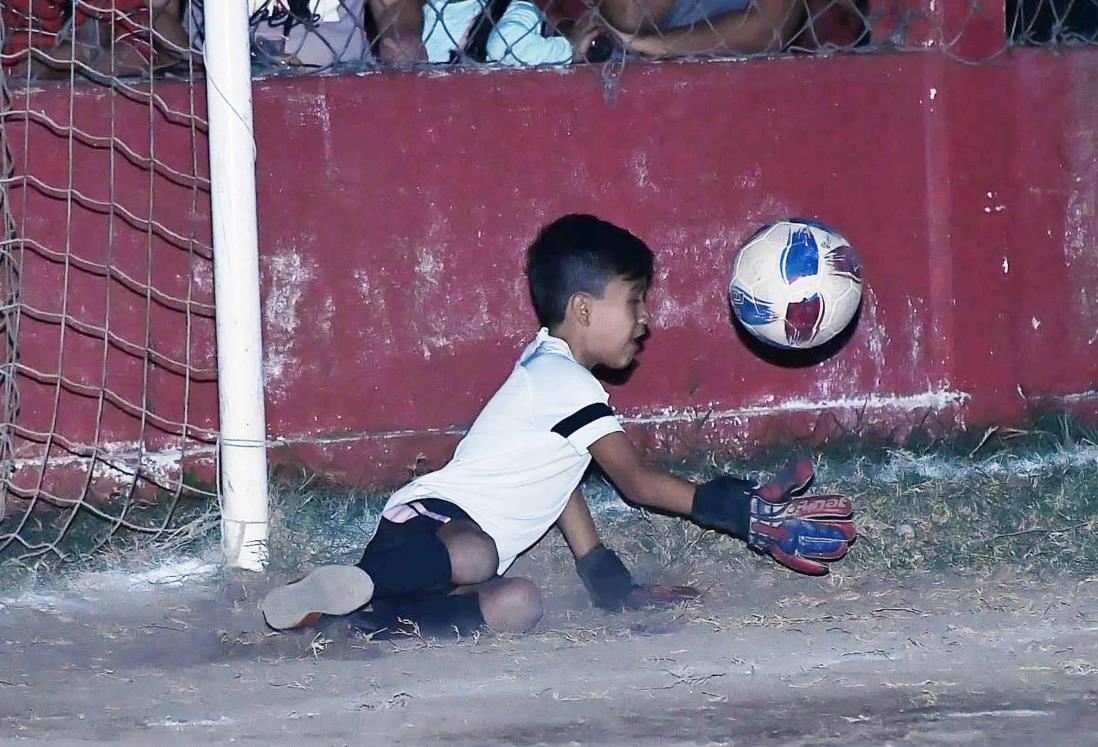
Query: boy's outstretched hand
[
  {"left": 576, "top": 543, "right": 699, "bottom": 611},
  {"left": 692, "top": 459, "right": 857, "bottom": 575}
]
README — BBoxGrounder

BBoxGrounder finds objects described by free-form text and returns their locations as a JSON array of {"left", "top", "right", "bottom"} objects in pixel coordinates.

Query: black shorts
[{"left": 356, "top": 498, "right": 475, "bottom": 598}]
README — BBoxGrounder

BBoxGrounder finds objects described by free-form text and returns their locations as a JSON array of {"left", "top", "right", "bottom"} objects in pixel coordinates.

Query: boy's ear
[{"left": 567, "top": 292, "right": 594, "bottom": 327}]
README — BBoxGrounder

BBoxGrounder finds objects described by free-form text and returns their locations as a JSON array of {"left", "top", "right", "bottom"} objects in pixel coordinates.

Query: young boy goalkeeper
[{"left": 261, "top": 214, "right": 856, "bottom": 635}]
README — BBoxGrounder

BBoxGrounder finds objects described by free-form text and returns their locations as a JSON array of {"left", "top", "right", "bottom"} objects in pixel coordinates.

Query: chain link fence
[
  {"left": 220, "top": 0, "right": 1092, "bottom": 69},
  {"left": 3, "top": 1, "right": 1097, "bottom": 83},
  {"left": 1010, "top": 0, "right": 1098, "bottom": 45}
]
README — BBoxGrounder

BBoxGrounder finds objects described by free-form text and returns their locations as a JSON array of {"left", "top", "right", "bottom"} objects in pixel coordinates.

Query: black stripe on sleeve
[{"left": 552, "top": 403, "right": 615, "bottom": 439}]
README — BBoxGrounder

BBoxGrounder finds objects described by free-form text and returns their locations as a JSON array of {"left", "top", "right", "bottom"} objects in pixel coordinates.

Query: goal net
[{"left": 0, "top": 0, "right": 218, "bottom": 572}]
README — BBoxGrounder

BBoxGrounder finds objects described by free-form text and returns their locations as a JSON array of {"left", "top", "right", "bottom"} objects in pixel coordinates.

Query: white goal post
[{"left": 204, "top": 0, "right": 270, "bottom": 570}]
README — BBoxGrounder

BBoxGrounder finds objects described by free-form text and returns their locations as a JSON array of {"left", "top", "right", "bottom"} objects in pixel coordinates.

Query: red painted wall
[{"left": 9, "top": 43, "right": 1098, "bottom": 498}]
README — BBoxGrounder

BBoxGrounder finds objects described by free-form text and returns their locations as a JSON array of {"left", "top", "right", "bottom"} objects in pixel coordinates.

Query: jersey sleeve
[
  {"left": 525, "top": 355, "right": 623, "bottom": 455},
  {"left": 551, "top": 402, "right": 623, "bottom": 454},
  {"left": 485, "top": 0, "right": 573, "bottom": 67}
]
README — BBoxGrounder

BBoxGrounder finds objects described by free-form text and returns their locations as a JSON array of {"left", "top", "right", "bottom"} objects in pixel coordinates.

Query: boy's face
[{"left": 585, "top": 277, "right": 650, "bottom": 369}]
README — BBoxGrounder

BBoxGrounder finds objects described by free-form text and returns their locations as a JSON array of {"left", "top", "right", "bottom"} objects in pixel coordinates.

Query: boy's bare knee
[
  {"left": 439, "top": 523, "right": 499, "bottom": 585},
  {"left": 481, "top": 578, "right": 543, "bottom": 633}
]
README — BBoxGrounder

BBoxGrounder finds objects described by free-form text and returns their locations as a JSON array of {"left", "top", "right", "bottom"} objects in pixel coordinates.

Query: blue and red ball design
[{"left": 730, "top": 221, "right": 863, "bottom": 349}]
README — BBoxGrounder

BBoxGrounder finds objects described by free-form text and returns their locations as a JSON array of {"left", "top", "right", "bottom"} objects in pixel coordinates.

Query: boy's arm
[
  {"left": 618, "top": 0, "right": 804, "bottom": 57},
  {"left": 590, "top": 431, "right": 857, "bottom": 576},
  {"left": 368, "top": 0, "right": 428, "bottom": 63},
  {"left": 557, "top": 487, "right": 601, "bottom": 560},
  {"left": 588, "top": 431, "right": 696, "bottom": 515},
  {"left": 557, "top": 487, "right": 637, "bottom": 610},
  {"left": 557, "top": 486, "right": 699, "bottom": 610}
]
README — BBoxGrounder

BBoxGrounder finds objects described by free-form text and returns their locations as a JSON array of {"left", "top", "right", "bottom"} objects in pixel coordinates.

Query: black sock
[{"left": 367, "top": 593, "right": 486, "bottom": 637}]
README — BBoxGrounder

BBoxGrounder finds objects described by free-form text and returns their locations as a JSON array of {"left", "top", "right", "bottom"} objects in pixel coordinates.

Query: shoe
[{"left": 260, "top": 565, "right": 374, "bottom": 630}]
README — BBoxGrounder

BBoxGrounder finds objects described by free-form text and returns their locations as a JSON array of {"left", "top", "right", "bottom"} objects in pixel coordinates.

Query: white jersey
[
  {"left": 486, "top": 1, "right": 573, "bottom": 67},
  {"left": 422, "top": 0, "right": 486, "bottom": 62},
  {"left": 424, "top": 0, "right": 572, "bottom": 66},
  {"left": 384, "top": 328, "right": 623, "bottom": 573}
]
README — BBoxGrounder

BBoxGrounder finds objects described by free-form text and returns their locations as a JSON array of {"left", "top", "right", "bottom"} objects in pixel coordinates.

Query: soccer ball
[{"left": 729, "top": 219, "right": 863, "bottom": 349}]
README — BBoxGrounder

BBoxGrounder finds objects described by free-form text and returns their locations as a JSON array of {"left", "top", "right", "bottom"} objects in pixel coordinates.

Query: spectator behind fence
[
  {"left": 205, "top": 0, "right": 431, "bottom": 66},
  {"left": 1, "top": 0, "right": 69, "bottom": 75},
  {"left": 2, "top": 0, "right": 192, "bottom": 79},
  {"left": 100, "top": 0, "right": 193, "bottom": 75},
  {"left": 186, "top": 0, "right": 370, "bottom": 70},
  {"left": 788, "top": 0, "right": 867, "bottom": 50},
  {"left": 372, "top": 0, "right": 622, "bottom": 65},
  {"left": 602, "top": 0, "right": 806, "bottom": 57},
  {"left": 403, "top": 0, "right": 607, "bottom": 65},
  {"left": 1009, "top": 0, "right": 1098, "bottom": 44},
  {"left": 419, "top": 0, "right": 858, "bottom": 66},
  {"left": 421, "top": 0, "right": 486, "bottom": 61},
  {"left": 486, "top": 0, "right": 621, "bottom": 66}
]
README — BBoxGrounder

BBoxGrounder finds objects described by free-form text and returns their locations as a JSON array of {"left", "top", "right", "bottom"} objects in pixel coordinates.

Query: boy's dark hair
[{"left": 526, "top": 214, "right": 654, "bottom": 329}]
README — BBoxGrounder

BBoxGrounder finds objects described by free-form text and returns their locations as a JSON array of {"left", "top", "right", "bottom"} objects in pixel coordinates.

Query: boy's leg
[
  {"left": 261, "top": 500, "right": 499, "bottom": 631},
  {"left": 349, "top": 577, "right": 544, "bottom": 637},
  {"left": 466, "top": 577, "right": 544, "bottom": 633},
  {"left": 363, "top": 502, "right": 538, "bottom": 632},
  {"left": 357, "top": 500, "right": 499, "bottom": 597}
]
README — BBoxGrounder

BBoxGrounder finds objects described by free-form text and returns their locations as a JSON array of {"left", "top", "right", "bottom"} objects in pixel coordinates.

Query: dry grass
[
  {"left": 4, "top": 415, "right": 1097, "bottom": 591},
  {"left": 260, "top": 420, "right": 1098, "bottom": 588}
]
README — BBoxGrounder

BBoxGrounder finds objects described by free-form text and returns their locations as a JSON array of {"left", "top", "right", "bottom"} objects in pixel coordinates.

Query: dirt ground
[{"left": 1, "top": 557, "right": 1096, "bottom": 747}]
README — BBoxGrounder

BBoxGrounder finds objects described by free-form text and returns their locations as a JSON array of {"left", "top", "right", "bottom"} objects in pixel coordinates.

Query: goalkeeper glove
[
  {"left": 576, "top": 543, "right": 700, "bottom": 610},
  {"left": 691, "top": 459, "right": 856, "bottom": 576}
]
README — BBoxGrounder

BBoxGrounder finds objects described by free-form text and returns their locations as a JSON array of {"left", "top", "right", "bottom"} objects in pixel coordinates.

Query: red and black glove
[
  {"left": 691, "top": 459, "right": 856, "bottom": 576},
  {"left": 575, "top": 543, "right": 699, "bottom": 611}
]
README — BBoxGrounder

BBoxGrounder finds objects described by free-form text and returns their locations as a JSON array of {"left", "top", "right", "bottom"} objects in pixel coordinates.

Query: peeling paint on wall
[
  {"left": 352, "top": 267, "right": 395, "bottom": 348},
  {"left": 11, "top": 440, "right": 216, "bottom": 496},
  {"left": 621, "top": 388, "right": 969, "bottom": 425},
  {"left": 264, "top": 248, "right": 318, "bottom": 394},
  {"left": 652, "top": 225, "right": 742, "bottom": 328},
  {"left": 862, "top": 288, "right": 889, "bottom": 386},
  {"left": 1048, "top": 389, "right": 1098, "bottom": 404},
  {"left": 904, "top": 295, "right": 925, "bottom": 373},
  {"left": 1063, "top": 59, "right": 1098, "bottom": 346},
  {"left": 413, "top": 231, "right": 450, "bottom": 358},
  {"left": 630, "top": 151, "right": 657, "bottom": 193},
  {"left": 192, "top": 260, "right": 213, "bottom": 295},
  {"left": 9, "top": 53, "right": 1098, "bottom": 509}
]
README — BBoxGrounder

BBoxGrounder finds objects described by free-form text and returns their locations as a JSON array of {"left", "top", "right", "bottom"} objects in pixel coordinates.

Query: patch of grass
[
  {"left": 0, "top": 480, "right": 218, "bottom": 588},
  {"left": 832, "top": 453, "right": 1097, "bottom": 575},
  {"left": 4, "top": 413, "right": 1097, "bottom": 589},
  {"left": 575, "top": 414, "right": 1098, "bottom": 581},
  {"left": 262, "top": 465, "right": 386, "bottom": 578}
]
